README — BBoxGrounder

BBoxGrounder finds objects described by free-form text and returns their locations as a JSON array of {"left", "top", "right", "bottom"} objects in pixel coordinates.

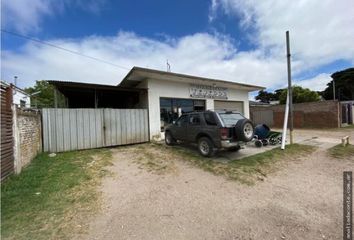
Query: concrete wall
[
  {"left": 146, "top": 78, "right": 250, "bottom": 139},
  {"left": 13, "top": 108, "right": 42, "bottom": 173},
  {"left": 250, "top": 100, "right": 340, "bottom": 128}
]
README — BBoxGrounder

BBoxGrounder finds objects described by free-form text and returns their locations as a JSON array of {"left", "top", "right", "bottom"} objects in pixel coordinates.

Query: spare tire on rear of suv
[{"left": 235, "top": 119, "right": 254, "bottom": 142}]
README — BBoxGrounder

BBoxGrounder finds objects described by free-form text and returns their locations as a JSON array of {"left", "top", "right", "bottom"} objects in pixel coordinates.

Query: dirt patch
[{"left": 82, "top": 129, "right": 354, "bottom": 240}]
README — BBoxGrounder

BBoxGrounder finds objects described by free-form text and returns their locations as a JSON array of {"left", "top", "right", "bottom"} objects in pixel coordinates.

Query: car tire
[
  {"left": 235, "top": 119, "right": 254, "bottom": 142},
  {"left": 165, "top": 131, "right": 176, "bottom": 146},
  {"left": 198, "top": 137, "right": 214, "bottom": 157}
]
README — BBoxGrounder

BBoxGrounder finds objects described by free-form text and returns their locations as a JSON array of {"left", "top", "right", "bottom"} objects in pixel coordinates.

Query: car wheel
[
  {"left": 235, "top": 119, "right": 254, "bottom": 142},
  {"left": 165, "top": 131, "right": 176, "bottom": 146},
  {"left": 198, "top": 137, "right": 214, "bottom": 157}
]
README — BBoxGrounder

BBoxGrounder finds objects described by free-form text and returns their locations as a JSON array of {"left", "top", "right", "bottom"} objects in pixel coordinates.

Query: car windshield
[{"left": 218, "top": 113, "right": 244, "bottom": 126}]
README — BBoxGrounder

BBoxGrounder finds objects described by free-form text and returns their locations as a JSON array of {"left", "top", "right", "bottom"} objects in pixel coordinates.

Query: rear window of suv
[{"left": 218, "top": 113, "right": 244, "bottom": 126}]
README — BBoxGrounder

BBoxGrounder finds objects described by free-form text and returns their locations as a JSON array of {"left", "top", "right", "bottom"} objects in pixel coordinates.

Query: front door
[
  {"left": 173, "top": 115, "right": 189, "bottom": 141},
  {"left": 187, "top": 113, "right": 201, "bottom": 141}
]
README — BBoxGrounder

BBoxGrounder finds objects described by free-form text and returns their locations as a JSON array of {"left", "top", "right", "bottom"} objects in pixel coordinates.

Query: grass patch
[
  {"left": 328, "top": 144, "right": 354, "bottom": 159},
  {"left": 130, "top": 144, "right": 178, "bottom": 175},
  {"left": 1, "top": 149, "right": 112, "bottom": 240},
  {"left": 161, "top": 143, "right": 315, "bottom": 185}
]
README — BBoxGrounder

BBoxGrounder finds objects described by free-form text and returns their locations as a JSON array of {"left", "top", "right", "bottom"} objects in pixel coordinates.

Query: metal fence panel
[
  {"left": 42, "top": 108, "right": 149, "bottom": 152},
  {"left": 252, "top": 110, "right": 274, "bottom": 127}
]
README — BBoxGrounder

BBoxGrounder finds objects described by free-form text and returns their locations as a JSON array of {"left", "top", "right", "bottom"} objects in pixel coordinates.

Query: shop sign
[{"left": 189, "top": 84, "right": 228, "bottom": 99}]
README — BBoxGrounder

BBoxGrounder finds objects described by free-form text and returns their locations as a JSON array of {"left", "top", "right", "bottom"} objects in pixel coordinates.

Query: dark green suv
[{"left": 164, "top": 110, "right": 254, "bottom": 157}]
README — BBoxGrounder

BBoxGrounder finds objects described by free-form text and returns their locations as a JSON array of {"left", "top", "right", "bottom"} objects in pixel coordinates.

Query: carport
[{"left": 48, "top": 80, "right": 147, "bottom": 108}]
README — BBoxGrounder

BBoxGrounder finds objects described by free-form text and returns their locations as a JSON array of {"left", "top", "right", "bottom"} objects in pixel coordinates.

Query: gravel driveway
[{"left": 83, "top": 129, "right": 353, "bottom": 240}]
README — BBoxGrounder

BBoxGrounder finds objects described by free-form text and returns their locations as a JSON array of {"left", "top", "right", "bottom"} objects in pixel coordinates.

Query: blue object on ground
[{"left": 254, "top": 124, "right": 270, "bottom": 139}]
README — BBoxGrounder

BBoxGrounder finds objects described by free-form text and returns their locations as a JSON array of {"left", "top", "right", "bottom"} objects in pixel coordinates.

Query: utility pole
[
  {"left": 332, "top": 79, "right": 336, "bottom": 100},
  {"left": 286, "top": 31, "right": 294, "bottom": 144}
]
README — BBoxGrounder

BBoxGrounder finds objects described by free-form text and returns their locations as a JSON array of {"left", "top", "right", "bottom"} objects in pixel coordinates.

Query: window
[
  {"left": 193, "top": 100, "right": 205, "bottom": 111},
  {"left": 160, "top": 98, "right": 205, "bottom": 131},
  {"left": 204, "top": 112, "right": 217, "bottom": 125},
  {"left": 20, "top": 100, "right": 26, "bottom": 108},
  {"left": 176, "top": 115, "right": 188, "bottom": 126},
  {"left": 189, "top": 114, "right": 200, "bottom": 125},
  {"left": 218, "top": 113, "right": 244, "bottom": 126}
]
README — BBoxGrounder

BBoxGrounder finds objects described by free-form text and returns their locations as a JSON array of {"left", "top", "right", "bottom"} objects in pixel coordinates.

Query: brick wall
[
  {"left": 13, "top": 108, "right": 42, "bottom": 173},
  {"left": 250, "top": 100, "right": 340, "bottom": 128}
]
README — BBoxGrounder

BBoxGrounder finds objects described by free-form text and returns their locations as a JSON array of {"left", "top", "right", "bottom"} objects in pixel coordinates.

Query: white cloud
[
  {"left": 1, "top": 0, "right": 52, "bottom": 33},
  {"left": 1, "top": 31, "right": 289, "bottom": 89},
  {"left": 208, "top": 0, "right": 219, "bottom": 22},
  {"left": 294, "top": 73, "right": 332, "bottom": 92},
  {"left": 209, "top": 0, "right": 354, "bottom": 69},
  {"left": 1, "top": 0, "right": 106, "bottom": 33}
]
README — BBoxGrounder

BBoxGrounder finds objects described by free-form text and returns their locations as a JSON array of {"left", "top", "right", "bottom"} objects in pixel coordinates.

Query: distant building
[{"left": 1, "top": 81, "right": 31, "bottom": 107}]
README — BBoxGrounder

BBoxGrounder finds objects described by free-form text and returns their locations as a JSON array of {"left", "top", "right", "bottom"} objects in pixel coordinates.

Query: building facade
[
  {"left": 49, "top": 67, "right": 264, "bottom": 140},
  {"left": 119, "top": 67, "right": 264, "bottom": 140}
]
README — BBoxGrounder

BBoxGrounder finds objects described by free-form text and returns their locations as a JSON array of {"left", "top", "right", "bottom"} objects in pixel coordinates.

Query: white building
[
  {"left": 49, "top": 67, "right": 264, "bottom": 140},
  {"left": 1, "top": 81, "right": 31, "bottom": 107},
  {"left": 119, "top": 67, "right": 264, "bottom": 139}
]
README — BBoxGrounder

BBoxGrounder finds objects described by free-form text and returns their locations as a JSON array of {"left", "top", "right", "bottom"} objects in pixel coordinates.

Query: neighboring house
[
  {"left": 1, "top": 81, "right": 31, "bottom": 107},
  {"left": 48, "top": 66, "right": 264, "bottom": 140}
]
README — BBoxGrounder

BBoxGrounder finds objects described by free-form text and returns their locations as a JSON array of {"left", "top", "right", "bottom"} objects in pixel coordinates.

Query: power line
[{"left": 1, "top": 29, "right": 130, "bottom": 70}]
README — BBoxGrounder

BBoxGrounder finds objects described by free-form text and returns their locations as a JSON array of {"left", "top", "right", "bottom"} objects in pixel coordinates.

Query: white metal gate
[{"left": 42, "top": 108, "right": 149, "bottom": 152}]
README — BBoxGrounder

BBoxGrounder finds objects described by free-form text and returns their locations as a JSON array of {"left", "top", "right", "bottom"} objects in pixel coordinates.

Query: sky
[{"left": 1, "top": 0, "right": 354, "bottom": 97}]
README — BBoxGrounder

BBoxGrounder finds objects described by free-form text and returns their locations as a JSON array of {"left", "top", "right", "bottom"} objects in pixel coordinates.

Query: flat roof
[
  {"left": 119, "top": 66, "right": 265, "bottom": 91},
  {"left": 47, "top": 80, "right": 146, "bottom": 92}
]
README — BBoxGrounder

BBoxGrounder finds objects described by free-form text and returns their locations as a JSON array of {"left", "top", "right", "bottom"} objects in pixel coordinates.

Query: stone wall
[
  {"left": 13, "top": 108, "right": 42, "bottom": 173},
  {"left": 250, "top": 100, "right": 340, "bottom": 128}
]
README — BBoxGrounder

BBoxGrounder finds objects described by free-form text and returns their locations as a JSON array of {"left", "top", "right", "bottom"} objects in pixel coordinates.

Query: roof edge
[{"left": 119, "top": 66, "right": 265, "bottom": 91}]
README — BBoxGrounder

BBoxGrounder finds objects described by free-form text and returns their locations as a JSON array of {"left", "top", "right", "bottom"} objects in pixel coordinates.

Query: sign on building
[{"left": 189, "top": 84, "right": 228, "bottom": 99}]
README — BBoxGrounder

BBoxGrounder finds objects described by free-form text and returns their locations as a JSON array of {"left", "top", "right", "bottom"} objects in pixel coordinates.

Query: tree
[
  {"left": 25, "top": 81, "right": 63, "bottom": 108},
  {"left": 255, "top": 90, "right": 273, "bottom": 103},
  {"left": 321, "top": 68, "right": 354, "bottom": 100},
  {"left": 279, "top": 85, "right": 321, "bottom": 104},
  {"left": 274, "top": 89, "right": 285, "bottom": 100},
  {"left": 255, "top": 89, "right": 284, "bottom": 103}
]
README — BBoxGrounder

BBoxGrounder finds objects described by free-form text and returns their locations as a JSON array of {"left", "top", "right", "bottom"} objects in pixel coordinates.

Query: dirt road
[{"left": 82, "top": 129, "right": 353, "bottom": 240}]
